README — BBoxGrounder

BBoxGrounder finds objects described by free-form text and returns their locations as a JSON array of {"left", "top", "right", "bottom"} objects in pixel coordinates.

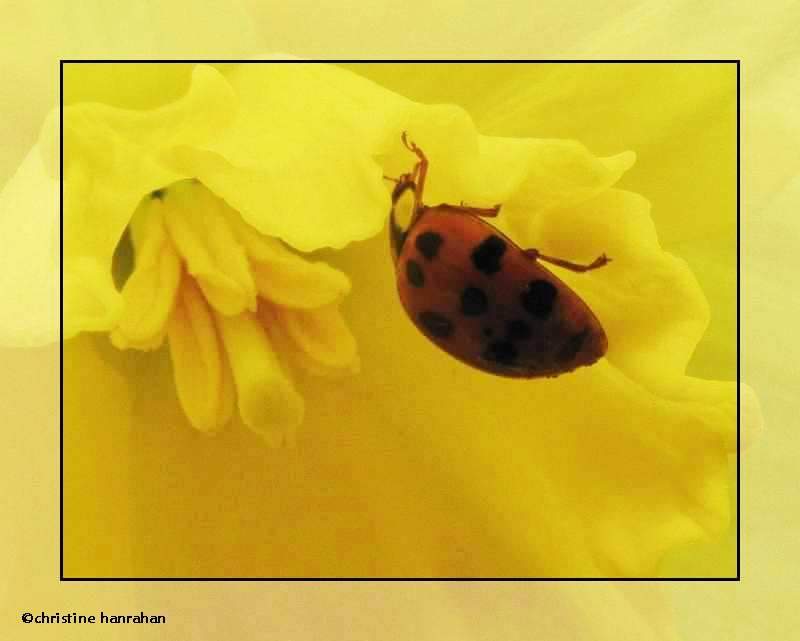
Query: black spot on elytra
[
  {"left": 406, "top": 260, "right": 424, "bottom": 287},
  {"left": 484, "top": 340, "right": 518, "bottom": 366},
  {"left": 557, "top": 329, "right": 589, "bottom": 363},
  {"left": 415, "top": 231, "right": 444, "bottom": 260},
  {"left": 460, "top": 286, "right": 489, "bottom": 317},
  {"left": 482, "top": 327, "right": 494, "bottom": 338},
  {"left": 521, "top": 279, "right": 558, "bottom": 319},
  {"left": 471, "top": 235, "right": 507, "bottom": 275},
  {"left": 506, "top": 319, "right": 532, "bottom": 341},
  {"left": 150, "top": 188, "right": 166, "bottom": 200},
  {"left": 418, "top": 311, "right": 454, "bottom": 339}
]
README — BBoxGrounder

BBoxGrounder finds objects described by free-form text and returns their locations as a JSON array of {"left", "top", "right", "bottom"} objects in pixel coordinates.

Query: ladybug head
[
  {"left": 390, "top": 173, "right": 415, "bottom": 203},
  {"left": 388, "top": 174, "right": 418, "bottom": 262}
]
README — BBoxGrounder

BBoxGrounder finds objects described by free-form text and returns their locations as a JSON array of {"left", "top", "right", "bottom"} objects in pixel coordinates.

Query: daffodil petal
[
  {"left": 251, "top": 256, "right": 350, "bottom": 310},
  {"left": 110, "top": 207, "right": 181, "bottom": 351},
  {"left": 214, "top": 309, "right": 304, "bottom": 446},
  {"left": 525, "top": 188, "right": 710, "bottom": 391},
  {"left": 521, "top": 186, "right": 738, "bottom": 517},
  {"left": 64, "top": 257, "right": 122, "bottom": 339},
  {"left": 161, "top": 181, "right": 257, "bottom": 315},
  {"left": 165, "top": 63, "right": 411, "bottom": 251},
  {"left": 62, "top": 64, "right": 235, "bottom": 260},
  {"left": 383, "top": 104, "right": 481, "bottom": 205},
  {"left": 485, "top": 136, "right": 635, "bottom": 217},
  {"left": 153, "top": 64, "right": 637, "bottom": 259},
  {"left": 167, "top": 277, "right": 234, "bottom": 434},
  {"left": 274, "top": 304, "right": 359, "bottom": 374},
  {"left": 0, "top": 146, "right": 59, "bottom": 346},
  {"left": 64, "top": 63, "right": 196, "bottom": 109},
  {"left": 331, "top": 230, "right": 735, "bottom": 577},
  {"left": 63, "top": 335, "right": 134, "bottom": 575},
  {"left": 220, "top": 205, "right": 352, "bottom": 308},
  {"left": 740, "top": 383, "right": 763, "bottom": 449},
  {"left": 233, "top": 227, "right": 351, "bottom": 309},
  {"left": 52, "top": 61, "right": 744, "bottom": 582},
  {"left": 529, "top": 188, "right": 660, "bottom": 259},
  {"left": 60, "top": 65, "right": 237, "bottom": 336},
  {"left": 378, "top": 103, "right": 634, "bottom": 214}
]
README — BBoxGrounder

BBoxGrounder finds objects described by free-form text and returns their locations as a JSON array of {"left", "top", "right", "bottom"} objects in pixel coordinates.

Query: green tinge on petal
[
  {"left": 167, "top": 278, "right": 234, "bottom": 434},
  {"left": 162, "top": 182, "right": 257, "bottom": 316},
  {"left": 214, "top": 310, "right": 304, "bottom": 446},
  {"left": 110, "top": 207, "right": 181, "bottom": 351},
  {"left": 275, "top": 304, "right": 360, "bottom": 375}
]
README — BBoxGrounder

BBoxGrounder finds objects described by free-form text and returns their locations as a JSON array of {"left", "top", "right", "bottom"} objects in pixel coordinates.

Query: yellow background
[{"left": 59, "top": 61, "right": 736, "bottom": 580}]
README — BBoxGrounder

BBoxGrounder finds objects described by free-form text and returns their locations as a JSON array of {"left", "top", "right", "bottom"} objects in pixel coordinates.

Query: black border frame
[{"left": 60, "top": 59, "right": 741, "bottom": 582}]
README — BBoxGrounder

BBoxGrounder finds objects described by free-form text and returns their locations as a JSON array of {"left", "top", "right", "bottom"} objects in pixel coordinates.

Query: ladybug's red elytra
[{"left": 388, "top": 132, "right": 610, "bottom": 378}]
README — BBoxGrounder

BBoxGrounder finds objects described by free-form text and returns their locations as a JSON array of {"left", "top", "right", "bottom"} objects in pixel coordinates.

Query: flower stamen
[
  {"left": 110, "top": 179, "right": 358, "bottom": 442},
  {"left": 168, "top": 275, "right": 234, "bottom": 433}
]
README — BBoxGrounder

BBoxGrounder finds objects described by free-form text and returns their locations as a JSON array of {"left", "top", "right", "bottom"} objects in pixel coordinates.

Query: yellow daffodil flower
[{"left": 2, "top": 61, "right": 754, "bottom": 579}]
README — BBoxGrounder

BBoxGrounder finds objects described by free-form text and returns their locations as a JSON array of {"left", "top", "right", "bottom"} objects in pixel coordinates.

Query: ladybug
[{"left": 388, "top": 132, "right": 610, "bottom": 378}]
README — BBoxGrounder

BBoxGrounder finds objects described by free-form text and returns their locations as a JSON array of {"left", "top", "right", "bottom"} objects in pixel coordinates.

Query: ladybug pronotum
[{"left": 388, "top": 132, "right": 610, "bottom": 378}]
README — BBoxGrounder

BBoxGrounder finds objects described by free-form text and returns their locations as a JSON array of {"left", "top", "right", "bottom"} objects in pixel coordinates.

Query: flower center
[{"left": 110, "top": 179, "right": 357, "bottom": 444}]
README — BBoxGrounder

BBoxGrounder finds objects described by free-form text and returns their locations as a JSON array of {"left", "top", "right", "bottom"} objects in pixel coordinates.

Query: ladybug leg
[
  {"left": 450, "top": 202, "right": 502, "bottom": 218},
  {"left": 401, "top": 131, "right": 428, "bottom": 209},
  {"left": 524, "top": 249, "right": 611, "bottom": 272}
]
